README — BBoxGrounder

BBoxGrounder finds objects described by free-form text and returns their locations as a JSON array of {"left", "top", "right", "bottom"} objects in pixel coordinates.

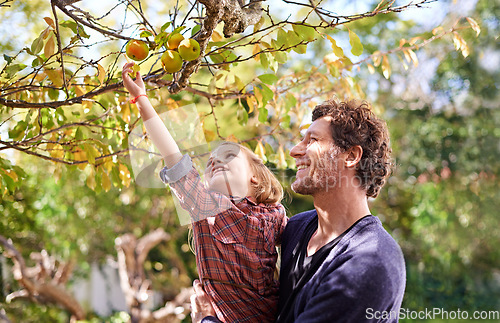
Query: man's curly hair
[{"left": 312, "top": 98, "right": 392, "bottom": 198}]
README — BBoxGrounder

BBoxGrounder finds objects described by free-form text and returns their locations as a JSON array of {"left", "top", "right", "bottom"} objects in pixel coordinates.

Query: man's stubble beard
[{"left": 291, "top": 146, "right": 343, "bottom": 195}]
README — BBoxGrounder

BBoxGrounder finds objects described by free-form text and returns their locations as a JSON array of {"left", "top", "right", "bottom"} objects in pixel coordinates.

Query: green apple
[
  {"left": 178, "top": 38, "right": 200, "bottom": 61},
  {"left": 167, "top": 33, "right": 185, "bottom": 50},
  {"left": 161, "top": 50, "right": 183, "bottom": 73}
]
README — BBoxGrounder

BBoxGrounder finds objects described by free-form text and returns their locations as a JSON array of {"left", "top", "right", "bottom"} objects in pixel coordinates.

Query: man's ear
[{"left": 345, "top": 145, "right": 363, "bottom": 168}]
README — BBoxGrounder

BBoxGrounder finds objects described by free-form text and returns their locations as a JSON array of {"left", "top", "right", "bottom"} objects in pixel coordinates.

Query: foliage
[{"left": 0, "top": 0, "right": 493, "bottom": 321}]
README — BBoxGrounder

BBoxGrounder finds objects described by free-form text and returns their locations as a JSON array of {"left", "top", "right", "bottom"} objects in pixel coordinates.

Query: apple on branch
[
  {"left": 161, "top": 50, "right": 183, "bottom": 73},
  {"left": 126, "top": 40, "right": 149, "bottom": 61},
  {"left": 178, "top": 38, "right": 200, "bottom": 61}
]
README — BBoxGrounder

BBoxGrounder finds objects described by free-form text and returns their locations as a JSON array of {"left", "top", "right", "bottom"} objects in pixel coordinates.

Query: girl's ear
[
  {"left": 345, "top": 145, "right": 363, "bottom": 168},
  {"left": 250, "top": 175, "right": 259, "bottom": 185}
]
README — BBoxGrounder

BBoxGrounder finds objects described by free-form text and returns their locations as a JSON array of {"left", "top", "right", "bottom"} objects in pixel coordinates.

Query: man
[{"left": 191, "top": 98, "right": 406, "bottom": 322}]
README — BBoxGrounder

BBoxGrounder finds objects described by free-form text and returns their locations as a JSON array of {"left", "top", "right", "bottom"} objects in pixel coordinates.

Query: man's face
[{"left": 290, "top": 116, "right": 345, "bottom": 196}]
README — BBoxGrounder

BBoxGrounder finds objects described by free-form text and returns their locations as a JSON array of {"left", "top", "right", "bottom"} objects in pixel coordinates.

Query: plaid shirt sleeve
[{"left": 159, "top": 155, "right": 239, "bottom": 223}]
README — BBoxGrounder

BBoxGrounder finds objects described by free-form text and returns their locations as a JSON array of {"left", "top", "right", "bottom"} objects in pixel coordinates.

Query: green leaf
[
  {"left": 5, "top": 64, "right": 27, "bottom": 78},
  {"left": 276, "top": 28, "right": 287, "bottom": 48},
  {"left": 293, "top": 44, "right": 307, "bottom": 54},
  {"left": 31, "top": 34, "right": 44, "bottom": 55},
  {"left": 3, "top": 54, "right": 13, "bottom": 64},
  {"left": 285, "top": 93, "right": 297, "bottom": 111},
  {"left": 75, "top": 127, "right": 84, "bottom": 140},
  {"left": 83, "top": 144, "right": 98, "bottom": 165},
  {"left": 172, "top": 26, "right": 186, "bottom": 34},
  {"left": 237, "top": 106, "right": 248, "bottom": 126},
  {"left": 191, "top": 24, "right": 201, "bottom": 37},
  {"left": 349, "top": 30, "right": 363, "bottom": 56},
  {"left": 260, "top": 52, "right": 270, "bottom": 69},
  {"left": 258, "top": 107, "right": 268, "bottom": 123},
  {"left": 160, "top": 22, "right": 171, "bottom": 32},
  {"left": 286, "top": 30, "right": 302, "bottom": 47},
  {"left": 60, "top": 20, "right": 90, "bottom": 38},
  {"left": 258, "top": 73, "right": 279, "bottom": 85},
  {"left": 140, "top": 30, "right": 153, "bottom": 38},
  {"left": 292, "top": 24, "right": 317, "bottom": 42},
  {"left": 260, "top": 84, "right": 274, "bottom": 106},
  {"left": 273, "top": 51, "right": 288, "bottom": 64}
]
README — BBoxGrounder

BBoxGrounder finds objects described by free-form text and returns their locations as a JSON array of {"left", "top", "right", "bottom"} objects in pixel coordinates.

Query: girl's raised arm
[{"left": 122, "top": 62, "right": 182, "bottom": 168}]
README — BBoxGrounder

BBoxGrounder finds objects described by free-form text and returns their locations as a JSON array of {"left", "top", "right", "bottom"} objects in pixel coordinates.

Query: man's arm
[{"left": 190, "top": 280, "right": 220, "bottom": 323}]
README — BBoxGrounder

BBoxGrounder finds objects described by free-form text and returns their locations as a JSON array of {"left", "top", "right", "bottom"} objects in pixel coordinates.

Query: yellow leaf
[
  {"left": 372, "top": 51, "right": 382, "bottom": 67},
  {"left": 203, "top": 129, "right": 217, "bottom": 142},
  {"left": 300, "top": 123, "right": 310, "bottom": 131},
  {"left": 252, "top": 44, "right": 261, "bottom": 61},
  {"left": 409, "top": 36, "right": 422, "bottom": 45},
  {"left": 122, "top": 103, "right": 130, "bottom": 123},
  {"left": 86, "top": 167, "right": 96, "bottom": 190},
  {"left": 381, "top": 55, "right": 391, "bottom": 79},
  {"left": 3, "top": 169, "right": 18, "bottom": 182},
  {"left": 407, "top": 49, "right": 418, "bottom": 67},
  {"left": 75, "top": 85, "right": 85, "bottom": 97},
  {"left": 49, "top": 143, "right": 65, "bottom": 159},
  {"left": 101, "top": 170, "right": 111, "bottom": 192},
  {"left": 226, "top": 134, "right": 239, "bottom": 143},
  {"left": 212, "top": 30, "right": 223, "bottom": 42},
  {"left": 254, "top": 141, "right": 267, "bottom": 162},
  {"left": 432, "top": 26, "right": 444, "bottom": 35},
  {"left": 466, "top": 17, "right": 480, "bottom": 37},
  {"left": 97, "top": 64, "right": 106, "bottom": 86},
  {"left": 118, "top": 163, "right": 131, "bottom": 187},
  {"left": 399, "top": 39, "right": 406, "bottom": 48},
  {"left": 44, "top": 34, "right": 56, "bottom": 58},
  {"left": 247, "top": 96, "right": 256, "bottom": 114},
  {"left": 452, "top": 32, "right": 469, "bottom": 57},
  {"left": 325, "top": 34, "right": 344, "bottom": 57},
  {"left": 367, "top": 63, "right": 375, "bottom": 74},
  {"left": 45, "top": 68, "right": 63, "bottom": 87},
  {"left": 276, "top": 145, "right": 287, "bottom": 169},
  {"left": 44, "top": 17, "right": 55, "bottom": 29},
  {"left": 104, "top": 158, "right": 114, "bottom": 172}
]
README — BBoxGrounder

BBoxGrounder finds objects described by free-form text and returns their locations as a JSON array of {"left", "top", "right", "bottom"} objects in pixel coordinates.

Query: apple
[
  {"left": 126, "top": 40, "right": 149, "bottom": 61},
  {"left": 178, "top": 38, "right": 200, "bottom": 61},
  {"left": 167, "top": 33, "right": 185, "bottom": 50},
  {"left": 161, "top": 50, "right": 183, "bottom": 73}
]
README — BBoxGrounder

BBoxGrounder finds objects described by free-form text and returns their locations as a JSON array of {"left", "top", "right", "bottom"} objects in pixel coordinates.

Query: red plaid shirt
[{"left": 167, "top": 165, "right": 287, "bottom": 323}]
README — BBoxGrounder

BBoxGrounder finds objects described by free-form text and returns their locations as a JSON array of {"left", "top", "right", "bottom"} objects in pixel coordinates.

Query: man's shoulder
[
  {"left": 288, "top": 209, "right": 317, "bottom": 224},
  {"left": 334, "top": 216, "right": 405, "bottom": 276}
]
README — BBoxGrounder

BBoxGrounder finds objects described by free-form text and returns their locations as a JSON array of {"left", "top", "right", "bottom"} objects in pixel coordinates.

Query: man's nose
[{"left": 290, "top": 141, "right": 305, "bottom": 158}]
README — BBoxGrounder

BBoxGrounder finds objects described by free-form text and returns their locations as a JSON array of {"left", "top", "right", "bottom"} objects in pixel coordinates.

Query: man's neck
[{"left": 308, "top": 187, "right": 370, "bottom": 256}]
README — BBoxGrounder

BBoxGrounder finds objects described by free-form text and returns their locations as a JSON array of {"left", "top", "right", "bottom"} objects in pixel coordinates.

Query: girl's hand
[{"left": 122, "top": 62, "right": 146, "bottom": 98}]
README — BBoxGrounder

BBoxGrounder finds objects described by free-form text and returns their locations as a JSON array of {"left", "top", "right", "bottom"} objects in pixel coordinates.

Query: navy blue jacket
[{"left": 277, "top": 210, "right": 406, "bottom": 322}]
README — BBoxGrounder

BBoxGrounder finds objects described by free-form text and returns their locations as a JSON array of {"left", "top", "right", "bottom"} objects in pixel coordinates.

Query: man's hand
[{"left": 190, "top": 279, "right": 217, "bottom": 323}]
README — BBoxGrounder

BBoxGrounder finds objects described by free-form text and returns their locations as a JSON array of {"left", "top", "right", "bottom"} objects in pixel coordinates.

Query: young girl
[{"left": 122, "top": 62, "right": 288, "bottom": 322}]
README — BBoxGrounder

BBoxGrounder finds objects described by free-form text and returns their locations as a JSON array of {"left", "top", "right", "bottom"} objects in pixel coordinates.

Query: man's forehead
[{"left": 304, "top": 116, "right": 333, "bottom": 136}]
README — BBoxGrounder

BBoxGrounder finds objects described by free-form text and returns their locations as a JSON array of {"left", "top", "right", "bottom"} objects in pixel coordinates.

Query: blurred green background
[{"left": 1, "top": 0, "right": 499, "bottom": 321}]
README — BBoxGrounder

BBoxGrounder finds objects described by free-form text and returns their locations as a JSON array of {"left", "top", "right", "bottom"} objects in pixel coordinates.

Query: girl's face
[{"left": 205, "top": 144, "right": 255, "bottom": 198}]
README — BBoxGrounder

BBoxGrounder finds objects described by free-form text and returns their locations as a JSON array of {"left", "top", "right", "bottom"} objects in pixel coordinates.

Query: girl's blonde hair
[{"left": 217, "top": 142, "right": 283, "bottom": 204}]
